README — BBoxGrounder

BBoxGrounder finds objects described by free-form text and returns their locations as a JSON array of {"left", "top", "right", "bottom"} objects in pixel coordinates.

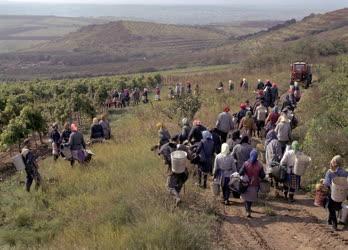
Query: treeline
[
  {"left": 243, "top": 39, "right": 348, "bottom": 71},
  {"left": 0, "top": 73, "right": 162, "bottom": 149}
]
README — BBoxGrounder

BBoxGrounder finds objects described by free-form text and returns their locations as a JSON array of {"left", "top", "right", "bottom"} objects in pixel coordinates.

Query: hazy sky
[{"left": 4, "top": 0, "right": 348, "bottom": 6}]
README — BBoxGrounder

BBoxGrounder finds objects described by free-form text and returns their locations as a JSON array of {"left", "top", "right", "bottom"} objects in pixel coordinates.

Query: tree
[
  {"left": 0, "top": 117, "right": 29, "bottom": 151},
  {"left": 20, "top": 106, "right": 47, "bottom": 144}
]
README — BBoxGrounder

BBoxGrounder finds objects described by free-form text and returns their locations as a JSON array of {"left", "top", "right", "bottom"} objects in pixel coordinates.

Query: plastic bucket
[
  {"left": 338, "top": 205, "right": 348, "bottom": 224},
  {"left": 270, "top": 162, "right": 281, "bottom": 179},
  {"left": 314, "top": 189, "right": 327, "bottom": 207},
  {"left": 259, "top": 181, "right": 271, "bottom": 194},
  {"left": 294, "top": 154, "right": 311, "bottom": 176},
  {"left": 331, "top": 177, "right": 348, "bottom": 202},
  {"left": 211, "top": 179, "right": 220, "bottom": 196},
  {"left": 12, "top": 154, "right": 26, "bottom": 171},
  {"left": 171, "top": 150, "right": 187, "bottom": 174}
]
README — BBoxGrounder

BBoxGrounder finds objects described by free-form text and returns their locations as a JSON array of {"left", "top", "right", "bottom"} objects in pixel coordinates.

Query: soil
[{"left": 211, "top": 191, "right": 348, "bottom": 250}]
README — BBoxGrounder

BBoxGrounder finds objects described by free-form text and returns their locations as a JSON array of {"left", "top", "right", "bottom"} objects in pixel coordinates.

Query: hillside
[
  {"left": 0, "top": 9, "right": 347, "bottom": 80},
  {"left": 33, "top": 21, "right": 227, "bottom": 57},
  {"left": 0, "top": 15, "right": 108, "bottom": 53},
  {"left": 210, "top": 8, "right": 348, "bottom": 60}
]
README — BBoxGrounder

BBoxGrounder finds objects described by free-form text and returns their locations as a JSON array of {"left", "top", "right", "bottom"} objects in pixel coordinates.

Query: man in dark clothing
[
  {"left": 188, "top": 120, "right": 207, "bottom": 144},
  {"left": 264, "top": 86, "right": 273, "bottom": 108},
  {"left": 210, "top": 128, "right": 222, "bottom": 155},
  {"left": 271, "top": 83, "right": 279, "bottom": 106},
  {"left": 158, "top": 137, "right": 178, "bottom": 171},
  {"left": 21, "top": 139, "right": 41, "bottom": 192},
  {"left": 256, "top": 79, "right": 264, "bottom": 90},
  {"left": 90, "top": 118, "right": 104, "bottom": 141}
]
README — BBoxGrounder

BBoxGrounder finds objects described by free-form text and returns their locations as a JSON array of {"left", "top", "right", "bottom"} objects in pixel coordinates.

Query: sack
[
  {"left": 278, "top": 165, "right": 287, "bottom": 182},
  {"left": 239, "top": 180, "right": 249, "bottom": 194}
]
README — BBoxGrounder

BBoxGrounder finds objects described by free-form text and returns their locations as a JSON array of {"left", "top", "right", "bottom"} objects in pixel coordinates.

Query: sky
[{"left": 3, "top": 0, "right": 348, "bottom": 6}]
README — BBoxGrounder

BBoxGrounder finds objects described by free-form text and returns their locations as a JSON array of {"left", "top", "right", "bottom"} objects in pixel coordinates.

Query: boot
[
  {"left": 289, "top": 194, "right": 295, "bottom": 203},
  {"left": 284, "top": 191, "right": 288, "bottom": 200},
  {"left": 203, "top": 175, "right": 208, "bottom": 189}
]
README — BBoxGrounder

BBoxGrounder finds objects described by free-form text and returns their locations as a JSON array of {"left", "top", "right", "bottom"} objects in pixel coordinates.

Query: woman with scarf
[
  {"left": 275, "top": 115, "right": 292, "bottom": 154},
  {"left": 196, "top": 131, "right": 215, "bottom": 188},
  {"left": 280, "top": 141, "right": 302, "bottom": 202},
  {"left": 213, "top": 143, "right": 237, "bottom": 205},
  {"left": 265, "top": 131, "right": 283, "bottom": 195},
  {"left": 239, "top": 111, "right": 255, "bottom": 138},
  {"left": 239, "top": 150, "right": 265, "bottom": 217},
  {"left": 66, "top": 123, "right": 86, "bottom": 166},
  {"left": 265, "top": 106, "right": 280, "bottom": 134},
  {"left": 323, "top": 155, "right": 348, "bottom": 231},
  {"left": 179, "top": 118, "right": 191, "bottom": 143}
]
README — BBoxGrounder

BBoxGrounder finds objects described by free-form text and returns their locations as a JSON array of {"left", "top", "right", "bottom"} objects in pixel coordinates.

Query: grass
[{"left": 0, "top": 103, "right": 214, "bottom": 249}]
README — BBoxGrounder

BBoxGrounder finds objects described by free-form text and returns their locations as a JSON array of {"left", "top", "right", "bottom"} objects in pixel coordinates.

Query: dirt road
[{"left": 212, "top": 192, "right": 348, "bottom": 249}]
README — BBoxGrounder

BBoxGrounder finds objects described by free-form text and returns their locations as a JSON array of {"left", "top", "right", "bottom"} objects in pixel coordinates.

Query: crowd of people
[
  {"left": 156, "top": 78, "right": 348, "bottom": 230},
  {"left": 15, "top": 76, "right": 347, "bottom": 231}
]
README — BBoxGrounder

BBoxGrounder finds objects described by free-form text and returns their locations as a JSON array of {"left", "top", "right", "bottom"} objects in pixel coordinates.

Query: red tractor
[{"left": 290, "top": 62, "right": 312, "bottom": 88}]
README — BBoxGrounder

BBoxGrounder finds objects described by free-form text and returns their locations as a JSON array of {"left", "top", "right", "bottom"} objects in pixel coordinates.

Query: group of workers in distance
[{"left": 156, "top": 78, "right": 348, "bottom": 231}]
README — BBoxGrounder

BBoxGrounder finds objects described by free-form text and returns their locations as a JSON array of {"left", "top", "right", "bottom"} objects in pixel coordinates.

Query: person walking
[
  {"left": 239, "top": 111, "right": 255, "bottom": 138},
  {"left": 50, "top": 122, "right": 61, "bottom": 161},
  {"left": 232, "top": 135, "right": 253, "bottom": 171},
  {"left": 188, "top": 120, "right": 207, "bottom": 144},
  {"left": 323, "top": 155, "right": 348, "bottom": 231},
  {"left": 275, "top": 116, "right": 292, "bottom": 154},
  {"left": 21, "top": 139, "right": 42, "bottom": 192},
  {"left": 254, "top": 101, "right": 268, "bottom": 138},
  {"left": 239, "top": 150, "right": 265, "bottom": 217},
  {"left": 280, "top": 141, "right": 302, "bottom": 202},
  {"left": 196, "top": 131, "right": 215, "bottom": 188},
  {"left": 179, "top": 118, "right": 191, "bottom": 143},
  {"left": 99, "top": 114, "right": 111, "bottom": 140},
  {"left": 66, "top": 123, "right": 86, "bottom": 166},
  {"left": 213, "top": 143, "right": 237, "bottom": 205},
  {"left": 216, "top": 106, "right": 234, "bottom": 143}
]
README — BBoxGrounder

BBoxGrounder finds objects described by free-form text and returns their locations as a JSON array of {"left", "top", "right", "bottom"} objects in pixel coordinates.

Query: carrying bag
[{"left": 239, "top": 180, "right": 249, "bottom": 194}]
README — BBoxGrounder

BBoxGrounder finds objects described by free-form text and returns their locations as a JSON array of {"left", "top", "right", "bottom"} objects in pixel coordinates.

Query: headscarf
[
  {"left": 182, "top": 118, "right": 189, "bottom": 126},
  {"left": 202, "top": 130, "right": 212, "bottom": 140},
  {"left": 220, "top": 143, "right": 230, "bottom": 156},
  {"left": 291, "top": 141, "right": 300, "bottom": 152},
  {"left": 249, "top": 149, "right": 258, "bottom": 164},
  {"left": 52, "top": 122, "right": 58, "bottom": 129},
  {"left": 331, "top": 155, "right": 343, "bottom": 167},
  {"left": 272, "top": 106, "right": 279, "bottom": 113},
  {"left": 156, "top": 122, "right": 164, "bottom": 129},
  {"left": 92, "top": 118, "right": 99, "bottom": 125},
  {"left": 240, "top": 135, "right": 249, "bottom": 144},
  {"left": 71, "top": 123, "right": 78, "bottom": 132},
  {"left": 272, "top": 83, "right": 277, "bottom": 88},
  {"left": 246, "top": 111, "right": 252, "bottom": 118},
  {"left": 240, "top": 103, "right": 246, "bottom": 110},
  {"left": 223, "top": 106, "right": 230, "bottom": 113},
  {"left": 279, "top": 116, "right": 289, "bottom": 123},
  {"left": 265, "top": 130, "right": 277, "bottom": 145}
]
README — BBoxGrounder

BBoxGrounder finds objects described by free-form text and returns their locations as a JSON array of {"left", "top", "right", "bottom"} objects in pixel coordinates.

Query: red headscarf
[
  {"left": 223, "top": 106, "right": 230, "bottom": 112},
  {"left": 71, "top": 123, "right": 78, "bottom": 132}
]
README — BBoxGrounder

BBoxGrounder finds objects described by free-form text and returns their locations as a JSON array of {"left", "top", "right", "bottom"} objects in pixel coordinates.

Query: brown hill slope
[{"left": 33, "top": 21, "right": 227, "bottom": 57}]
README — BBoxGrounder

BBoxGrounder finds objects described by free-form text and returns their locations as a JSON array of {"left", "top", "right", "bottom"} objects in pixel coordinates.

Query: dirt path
[{"left": 211, "top": 189, "right": 348, "bottom": 250}]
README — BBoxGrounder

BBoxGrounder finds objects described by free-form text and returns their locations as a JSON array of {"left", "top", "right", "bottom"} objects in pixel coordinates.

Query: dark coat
[
  {"left": 188, "top": 125, "right": 207, "bottom": 144},
  {"left": 197, "top": 138, "right": 215, "bottom": 173},
  {"left": 90, "top": 124, "right": 105, "bottom": 139}
]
